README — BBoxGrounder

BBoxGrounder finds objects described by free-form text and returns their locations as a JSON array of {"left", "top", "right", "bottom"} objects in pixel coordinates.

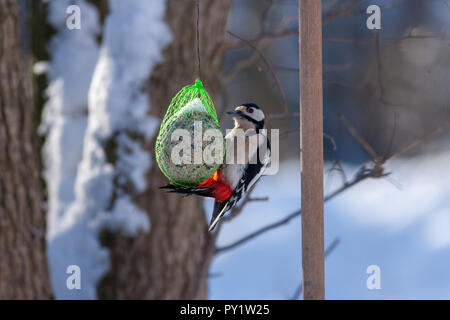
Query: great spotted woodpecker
[{"left": 162, "top": 103, "right": 271, "bottom": 231}]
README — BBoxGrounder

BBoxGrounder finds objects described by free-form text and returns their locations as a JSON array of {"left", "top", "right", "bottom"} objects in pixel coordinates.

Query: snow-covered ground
[{"left": 208, "top": 149, "right": 450, "bottom": 299}]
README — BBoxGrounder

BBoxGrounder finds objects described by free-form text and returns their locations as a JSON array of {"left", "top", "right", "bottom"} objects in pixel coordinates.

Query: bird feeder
[{"left": 155, "top": 79, "right": 223, "bottom": 187}]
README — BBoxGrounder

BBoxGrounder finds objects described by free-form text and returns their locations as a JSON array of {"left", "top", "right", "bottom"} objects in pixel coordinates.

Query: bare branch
[
  {"left": 323, "top": 0, "right": 360, "bottom": 24},
  {"left": 323, "top": 0, "right": 407, "bottom": 24},
  {"left": 215, "top": 208, "right": 301, "bottom": 254},
  {"left": 216, "top": 75, "right": 231, "bottom": 121},
  {"left": 248, "top": 196, "right": 269, "bottom": 202},
  {"left": 386, "top": 116, "right": 450, "bottom": 161},
  {"left": 210, "top": 28, "right": 298, "bottom": 63},
  {"left": 214, "top": 163, "right": 369, "bottom": 254},
  {"left": 324, "top": 32, "right": 450, "bottom": 46},
  {"left": 325, "top": 161, "right": 344, "bottom": 194},
  {"left": 227, "top": 31, "right": 289, "bottom": 114},
  {"left": 339, "top": 114, "right": 380, "bottom": 160},
  {"left": 324, "top": 132, "right": 337, "bottom": 151},
  {"left": 280, "top": 129, "right": 300, "bottom": 139},
  {"left": 267, "top": 112, "right": 299, "bottom": 120},
  {"left": 216, "top": 115, "right": 450, "bottom": 254},
  {"left": 222, "top": 50, "right": 262, "bottom": 83},
  {"left": 324, "top": 79, "right": 364, "bottom": 91},
  {"left": 326, "top": 161, "right": 348, "bottom": 186},
  {"left": 212, "top": 0, "right": 411, "bottom": 63},
  {"left": 374, "top": 30, "right": 403, "bottom": 107},
  {"left": 385, "top": 112, "right": 399, "bottom": 160}
]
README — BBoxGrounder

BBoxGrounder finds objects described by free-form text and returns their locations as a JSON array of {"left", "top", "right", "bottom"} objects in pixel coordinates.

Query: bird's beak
[{"left": 227, "top": 110, "right": 242, "bottom": 118}]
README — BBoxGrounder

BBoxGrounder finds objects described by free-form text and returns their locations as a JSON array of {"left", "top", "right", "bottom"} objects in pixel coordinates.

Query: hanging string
[{"left": 196, "top": 0, "right": 201, "bottom": 79}]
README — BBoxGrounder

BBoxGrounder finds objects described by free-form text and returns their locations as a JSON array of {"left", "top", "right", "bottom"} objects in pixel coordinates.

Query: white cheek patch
[
  {"left": 254, "top": 110, "right": 265, "bottom": 122},
  {"left": 246, "top": 109, "right": 264, "bottom": 122}
]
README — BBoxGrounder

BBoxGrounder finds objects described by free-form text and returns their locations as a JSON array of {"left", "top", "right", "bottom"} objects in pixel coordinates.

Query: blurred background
[{"left": 1, "top": 0, "right": 450, "bottom": 299}]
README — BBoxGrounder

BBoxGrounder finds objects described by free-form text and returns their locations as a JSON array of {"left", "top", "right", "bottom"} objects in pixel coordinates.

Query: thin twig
[
  {"left": 216, "top": 208, "right": 301, "bottom": 254},
  {"left": 323, "top": 0, "right": 407, "bottom": 23},
  {"left": 211, "top": 0, "right": 411, "bottom": 62},
  {"left": 324, "top": 132, "right": 337, "bottom": 151},
  {"left": 214, "top": 163, "right": 368, "bottom": 254},
  {"left": 248, "top": 196, "right": 269, "bottom": 202},
  {"left": 324, "top": 79, "right": 365, "bottom": 91},
  {"left": 222, "top": 47, "right": 266, "bottom": 83},
  {"left": 385, "top": 112, "right": 399, "bottom": 161},
  {"left": 339, "top": 114, "right": 380, "bottom": 160},
  {"left": 324, "top": 33, "right": 450, "bottom": 45},
  {"left": 280, "top": 129, "right": 300, "bottom": 139},
  {"left": 374, "top": 30, "right": 402, "bottom": 107},
  {"left": 268, "top": 112, "right": 299, "bottom": 119},
  {"left": 323, "top": 0, "right": 360, "bottom": 23},
  {"left": 210, "top": 28, "right": 298, "bottom": 62},
  {"left": 227, "top": 31, "right": 289, "bottom": 114},
  {"left": 216, "top": 75, "right": 231, "bottom": 121},
  {"left": 325, "top": 161, "right": 343, "bottom": 195},
  {"left": 386, "top": 116, "right": 450, "bottom": 160}
]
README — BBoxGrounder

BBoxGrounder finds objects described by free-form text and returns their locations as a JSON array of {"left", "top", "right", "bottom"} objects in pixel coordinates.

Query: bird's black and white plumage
[
  {"left": 161, "top": 103, "right": 271, "bottom": 231},
  {"left": 208, "top": 103, "right": 271, "bottom": 231}
]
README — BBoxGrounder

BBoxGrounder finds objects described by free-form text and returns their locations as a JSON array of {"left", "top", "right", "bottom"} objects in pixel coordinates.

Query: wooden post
[{"left": 299, "top": 0, "right": 325, "bottom": 299}]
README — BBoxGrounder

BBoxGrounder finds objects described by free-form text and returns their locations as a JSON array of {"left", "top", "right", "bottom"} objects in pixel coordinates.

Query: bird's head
[{"left": 227, "top": 103, "right": 265, "bottom": 130}]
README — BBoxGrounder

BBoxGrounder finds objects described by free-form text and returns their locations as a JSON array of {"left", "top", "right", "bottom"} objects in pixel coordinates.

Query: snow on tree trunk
[
  {"left": 0, "top": 0, "right": 51, "bottom": 299},
  {"left": 45, "top": 0, "right": 171, "bottom": 299},
  {"left": 41, "top": 0, "right": 101, "bottom": 299}
]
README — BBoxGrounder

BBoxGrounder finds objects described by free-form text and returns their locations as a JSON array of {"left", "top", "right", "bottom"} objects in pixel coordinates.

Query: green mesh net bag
[{"left": 155, "top": 79, "right": 224, "bottom": 187}]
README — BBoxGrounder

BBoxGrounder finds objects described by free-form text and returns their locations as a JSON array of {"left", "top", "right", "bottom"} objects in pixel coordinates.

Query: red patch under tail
[{"left": 198, "top": 170, "right": 232, "bottom": 202}]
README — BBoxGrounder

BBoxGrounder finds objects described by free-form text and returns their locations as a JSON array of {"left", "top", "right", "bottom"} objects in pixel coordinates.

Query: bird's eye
[{"left": 248, "top": 107, "right": 254, "bottom": 113}]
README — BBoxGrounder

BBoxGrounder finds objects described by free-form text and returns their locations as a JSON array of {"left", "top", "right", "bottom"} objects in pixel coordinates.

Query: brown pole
[{"left": 299, "top": 0, "right": 325, "bottom": 299}]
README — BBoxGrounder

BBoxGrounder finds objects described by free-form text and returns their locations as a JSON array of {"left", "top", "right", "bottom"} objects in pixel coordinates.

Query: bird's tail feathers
[
  {"left": 160, "top": 184, "right": 213, "bottom": 198},
  {"left": 208, "top": 201, "right": 231, "bottom": 232}
]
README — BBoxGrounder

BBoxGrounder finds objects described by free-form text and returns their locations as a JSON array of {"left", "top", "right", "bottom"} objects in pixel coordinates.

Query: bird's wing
[
  {"left": 208, "top": 138, "right": 271, "bottom": 232},
  {"left": 242, "top": 135, "right": 271, "bottom": 192}
]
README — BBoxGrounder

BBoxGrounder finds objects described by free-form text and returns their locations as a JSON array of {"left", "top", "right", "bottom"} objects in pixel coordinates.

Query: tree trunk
[
  {"left": 98, "top": 0, "right": 232, "bottom": 299},
  {"left": 0, "top": 0, "right": 51, "bottom": 299}
]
